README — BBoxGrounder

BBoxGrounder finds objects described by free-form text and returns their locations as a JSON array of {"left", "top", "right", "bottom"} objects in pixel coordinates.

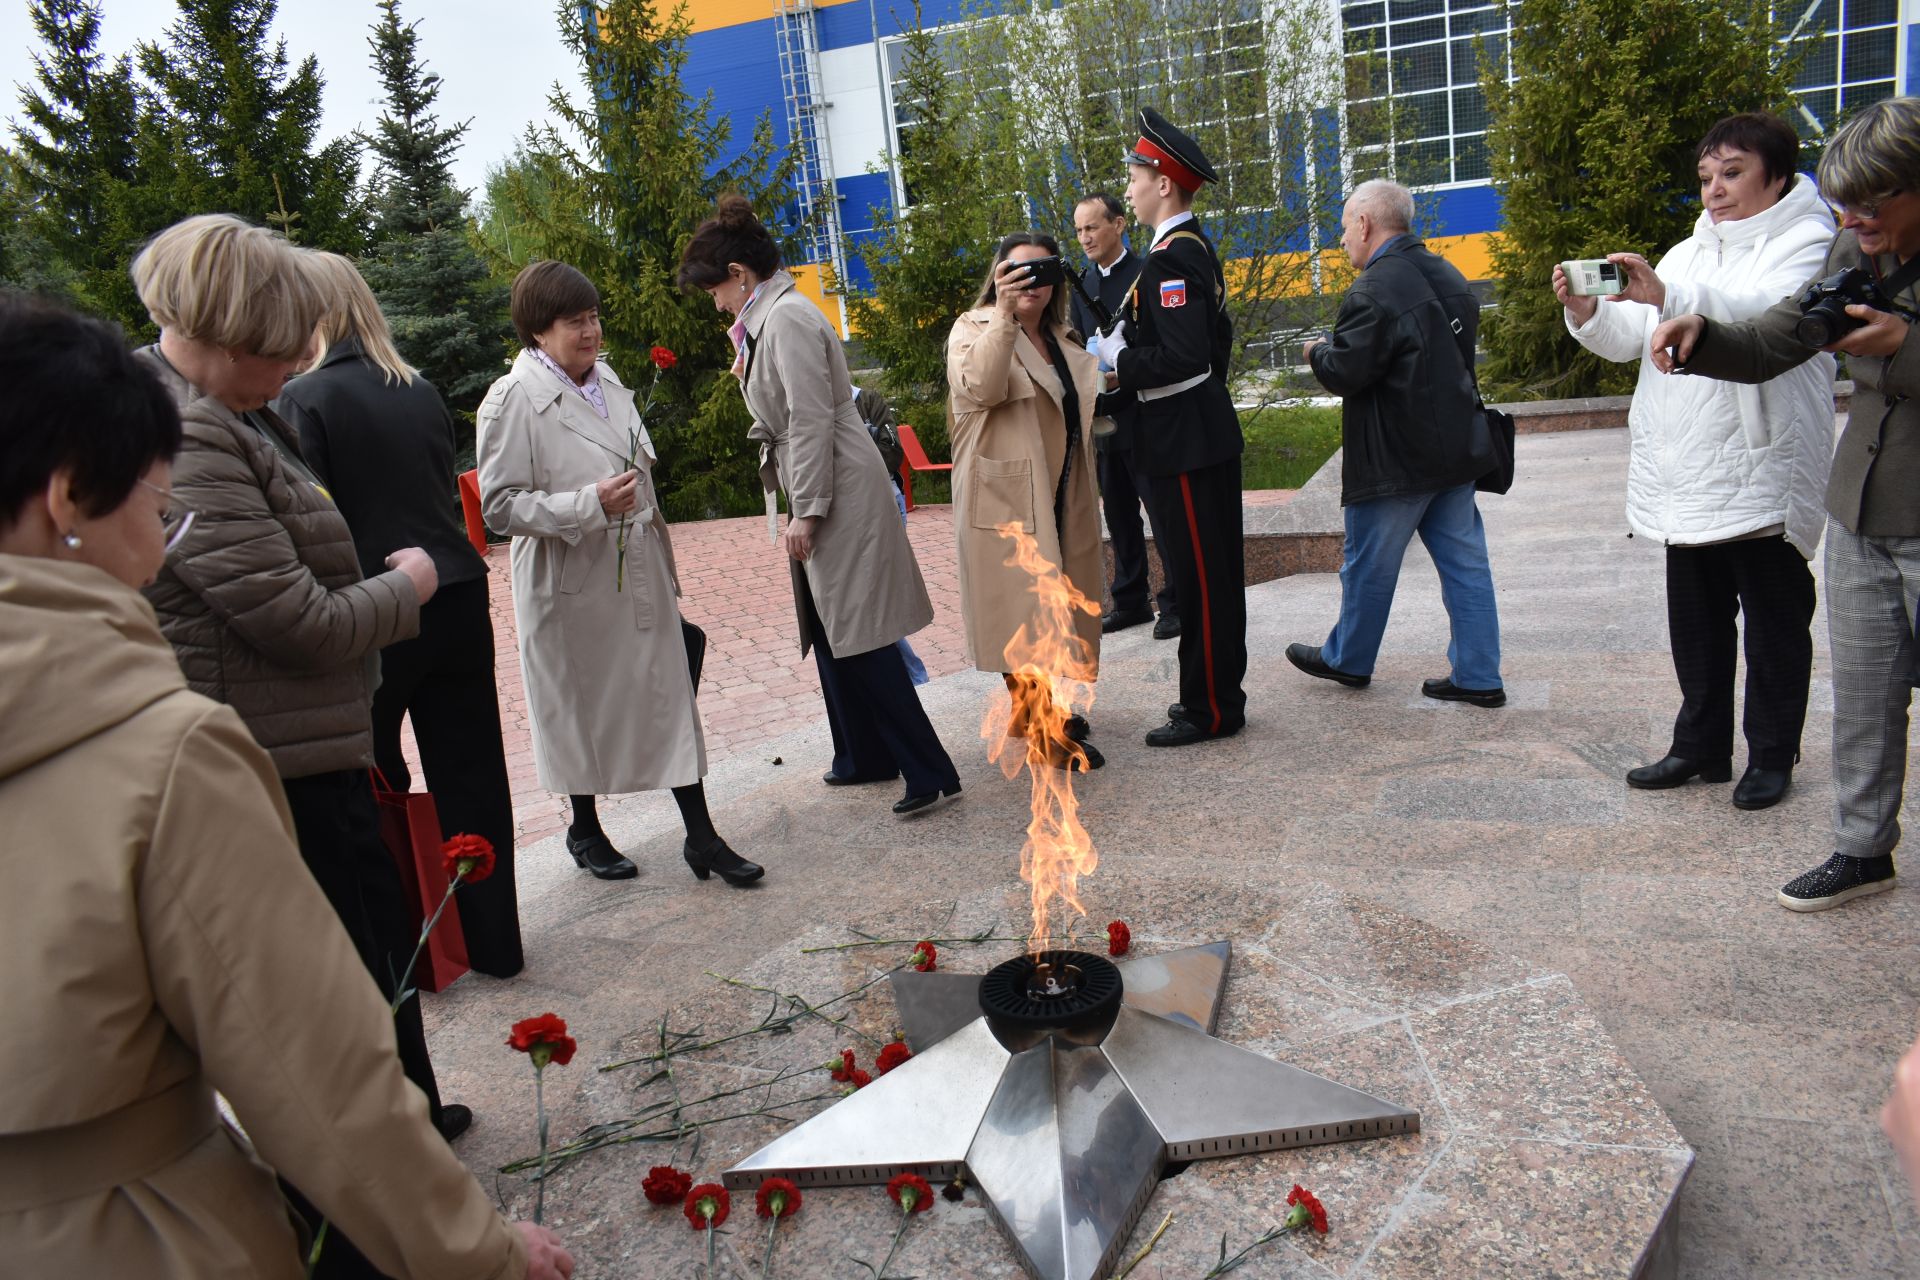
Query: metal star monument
[{"left": 723, "top": 942, "right": 1418, "bottom": 1280}]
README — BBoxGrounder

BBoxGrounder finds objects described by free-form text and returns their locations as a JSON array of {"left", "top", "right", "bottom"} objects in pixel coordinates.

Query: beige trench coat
[
  {"left": 740, "top": 272, "right": 934, "bottom": 657},
  {"left": 0, "top": 555, "right": 521, "bottom": 1280},
  {"left": 947, "top": 307, "right": 1104, "bottom": 674},
  {"left": 477, "top": 351, "right": 706, "bottom": 794}
]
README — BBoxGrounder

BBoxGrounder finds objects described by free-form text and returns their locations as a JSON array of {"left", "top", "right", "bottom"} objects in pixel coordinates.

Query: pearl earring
[{"left": 62, "top": 531, "right": 83, "bottom": 549}]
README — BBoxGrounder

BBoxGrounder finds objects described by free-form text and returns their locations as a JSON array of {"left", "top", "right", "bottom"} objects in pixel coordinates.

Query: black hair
[
  {"left": 0, "top": 293, "right": 183, "bottom": 530},
  {"left": 677, "top": 194, "right": 783, "bottom": 290},
  {"left": 1696, "top": 112, "right": 1800, "bottom": 196},
  {"left": 510, "top": 261, "right": 600, "bottom": 348},
  {"left": 1076, "top": 193, "right": 1125, "bottom": 221}
]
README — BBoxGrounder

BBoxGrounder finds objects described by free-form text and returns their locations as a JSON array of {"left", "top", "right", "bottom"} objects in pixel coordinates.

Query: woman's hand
[
  {"left": 596, "top": 469, "right": 640, "bottom": 516},
  {"left": 1552, "top": 265, "right": 1598, "bottom": 326},
  {"left": 994, "top": 258, "right": 1033, "bottom": 318},
  {"left": 1830, "top": 306, "right": 1911, "bottom": 359},
  {"left": 514, "top": 1221, "right": 576, "bottom": 1280},
  {"left": 783, "top": 513, "right": 818, "bottom": 562},
  {"left": 384, "top": 546, "right": 439, "bottom": 605},
  {"left": 1609, "top": 253, "right": 1665, "bottom": 309},
  {"left": 1648, "top": 315, "right": 1706, "bottom": 372}
]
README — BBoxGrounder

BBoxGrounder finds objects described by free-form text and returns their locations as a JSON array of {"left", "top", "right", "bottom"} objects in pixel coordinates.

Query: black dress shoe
[
  {"left": 683, "top": 836, "right": 764, "bottom": 886},
  {"left": 1102, "top": 606, "right": 1153, "bottom": 634},
  {"left": 1421, "top": 677, "right": 1506, "bottom": 708},
  {"left": 434, "top": 1104, "right": 473, "bottom": 1143},
  {"left": 1625, "top": 754, "right": 1733, "bottom": 790},
  {"left": 1152, "top": 613, "right": 1181, "bottom": 640},
  {"left": 566, "top": 830, "right": 638, "bottom": 880},
  {"left": 824, "top": 770, "right": 897, "bottom": 787},
  {"left": 1144, "top": 718, "right": 1242, "bottom": 747},
  {"left": 1732, "top": 766, "right": 1791, "bottom": 810},
  {"left": 1285, "top": 643, "right": 1369, "bottom": 688},
  {"left": 894, "top": 782, "right": 962, "bottom": 815}
]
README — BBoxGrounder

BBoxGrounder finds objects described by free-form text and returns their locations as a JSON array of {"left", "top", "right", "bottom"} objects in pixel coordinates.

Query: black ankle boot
[{"left": 683, "top": 836, "right": 764, "bottom": 886}]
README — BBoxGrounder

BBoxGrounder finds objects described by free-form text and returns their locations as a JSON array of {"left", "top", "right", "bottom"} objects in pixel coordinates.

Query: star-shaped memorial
[{"left": 722, "top": 942, "right": 1418, "bottom": 1280}]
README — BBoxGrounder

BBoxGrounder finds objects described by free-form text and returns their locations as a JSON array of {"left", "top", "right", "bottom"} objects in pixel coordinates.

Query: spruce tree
[
  {"left": 356, "top": 0, "right": 508, "bottom": 416},
  {"left": 1478, "top": 0, "right": 1798, "bottom": 397}
]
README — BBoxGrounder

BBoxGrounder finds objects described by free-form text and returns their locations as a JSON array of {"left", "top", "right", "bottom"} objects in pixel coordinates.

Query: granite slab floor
[{"left": 423, "top": 426, "right": 1920, "bottom": 1278}]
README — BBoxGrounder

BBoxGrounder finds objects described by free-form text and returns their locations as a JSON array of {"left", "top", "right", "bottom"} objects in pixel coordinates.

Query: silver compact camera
[{"left": 1560, "top": 258, "right": 1626, "bottom": 297}]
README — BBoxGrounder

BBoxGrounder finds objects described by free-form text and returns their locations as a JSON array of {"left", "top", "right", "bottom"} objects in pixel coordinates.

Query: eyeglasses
[
  {"left": 138, "top": 479, "right": 197, "bottom": 553},
  {"left": 1831, "top": 190, "right": 1903, "bottom": 220}
]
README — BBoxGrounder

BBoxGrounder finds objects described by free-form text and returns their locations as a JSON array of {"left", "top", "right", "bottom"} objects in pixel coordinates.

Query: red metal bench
[{"left": 896, "top": 423, "right": 951, "bottom": 512}]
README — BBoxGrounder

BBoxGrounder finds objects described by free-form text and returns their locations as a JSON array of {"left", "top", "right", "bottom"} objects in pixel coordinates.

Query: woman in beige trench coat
[
  {"left": 478, "top": 261, "right": 762, "bottom": 886},
  {"left": 949, "top": 233, "right": 1107, "bottom": 768},
  {"left": 0, "top": 297, "right": 571, "bottom": 1280},
  {"left": 678, "top": 196, "right": 962, "bottom": 815}
]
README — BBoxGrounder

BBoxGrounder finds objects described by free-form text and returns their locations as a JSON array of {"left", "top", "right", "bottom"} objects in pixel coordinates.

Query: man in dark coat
[
  {"left": 1097, "top": 108, "right": 1248, "bottom": 747},
  {"left": 1291, "top": 178, "right": 1505, "bottom": 706},
  {"left": 1072, "top": 192, "right": 1178, "bottom": 639}
]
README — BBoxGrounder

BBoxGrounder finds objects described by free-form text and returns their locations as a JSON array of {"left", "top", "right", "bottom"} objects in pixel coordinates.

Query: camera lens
[{"left": 1793, "top": 307, "right": 1842, "bottom": 347}]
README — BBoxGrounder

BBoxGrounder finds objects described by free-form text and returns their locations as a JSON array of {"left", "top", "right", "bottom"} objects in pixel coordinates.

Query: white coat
[
  {"left": 1565, "top": 173, "right": 1837, "bottom": 556},
  {"left": 476, "top": 351, "right": 706, "bottom": 794}
]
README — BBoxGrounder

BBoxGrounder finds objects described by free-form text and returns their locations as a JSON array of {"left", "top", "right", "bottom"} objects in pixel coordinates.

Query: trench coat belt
[
  {"left": 0, "top": 1072, "right": 217, "bottom": 1211},
  {"left": 1137, "top": 369, "right": 1210, "bottom": 401}
]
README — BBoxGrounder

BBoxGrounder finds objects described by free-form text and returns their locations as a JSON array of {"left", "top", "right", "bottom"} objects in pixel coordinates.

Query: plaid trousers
[{"left": 1825, "top": 517, "right": 1920, "bottom": 859}]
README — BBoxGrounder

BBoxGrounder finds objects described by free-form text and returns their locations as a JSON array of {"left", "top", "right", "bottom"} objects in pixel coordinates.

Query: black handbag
[
  {"left": 682, "top": 617, "right": 707, "bottom": 689},
  {"left": 1475, "top": 403, "right": 1517, "bottom": 495}
]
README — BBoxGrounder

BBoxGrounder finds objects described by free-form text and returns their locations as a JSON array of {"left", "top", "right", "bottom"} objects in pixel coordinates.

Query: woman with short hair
[
  {"left": 477, "top": 259, "right": 762, "bottom": 886},
  {"left": 276, "top": 252, "right": 524, "bottom": 977}
]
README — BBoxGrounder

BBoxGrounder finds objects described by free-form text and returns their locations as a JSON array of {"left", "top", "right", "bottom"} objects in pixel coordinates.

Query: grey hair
[
  {"left": 1816, "top": 96, "right": 1920, "bottom": 212},
  {"left": 1348, "top": 179, "right": 1415, "bottom": 232}
]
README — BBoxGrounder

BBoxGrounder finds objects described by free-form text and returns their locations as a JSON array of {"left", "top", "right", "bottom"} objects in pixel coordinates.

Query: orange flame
[{"left": 981, "top": 521, "right": 1103, "bottom": 954}]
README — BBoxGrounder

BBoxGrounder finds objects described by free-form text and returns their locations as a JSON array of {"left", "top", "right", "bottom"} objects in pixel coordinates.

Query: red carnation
[
  {"left": 650, "top": 345, "right": 678, "bottom": 370},
  {"left": 909, "top": 941, "right": 938, "bottom": 972},
  {"left": 685, "top": 1182, "right": 730, "bottom": 1230},
  {"left": 642, "top": 1165, "right": 692, "bottom": 1205},
  {"left": 844, "top": 1068, "right": 873, "bottom": 1092},
  {"left": 506, "top": 1013, "right": 577, "bottom": 1068},
  {"left": 755, "top": 1176, "right": 802, "bottom": 1219},
  {"left": 1286, "top": 1184, "right": 1329, "bottom": 1234},
  {"left": 887, "top": 1172, "right": 933, "bottom": 1214},
  {"left": 442, "top": 833, "right": 496, "bottom": 883},
  {"left": 828, "top": 1048, "right": 858, "bottom": 1082},
  {"left": 876, "top": 1041, "right": 913, "bottom": 1075},
  {"left": 1106, "top": 920, "right": 1131, "bottom": 956}
]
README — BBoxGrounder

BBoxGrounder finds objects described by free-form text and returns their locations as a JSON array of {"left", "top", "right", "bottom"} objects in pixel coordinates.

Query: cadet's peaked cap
[{"left": 1124, "top": 107, "right": 1219, "bottom": 192}]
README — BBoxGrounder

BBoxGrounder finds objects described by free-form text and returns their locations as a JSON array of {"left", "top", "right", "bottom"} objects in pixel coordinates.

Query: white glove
[{"left": 1093, "top": 326, "right": 1128, "bottom": 369}]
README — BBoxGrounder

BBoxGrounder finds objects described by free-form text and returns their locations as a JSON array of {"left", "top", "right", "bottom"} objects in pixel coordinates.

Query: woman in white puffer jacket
[{"left": 1558, "top": 112, "right": 1836, "bottom": 812}]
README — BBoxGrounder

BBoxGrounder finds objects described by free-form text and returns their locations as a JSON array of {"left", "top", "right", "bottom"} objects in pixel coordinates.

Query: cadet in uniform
[{"left": 1094, "top": 107, "right": 1248, "bottom": 746}]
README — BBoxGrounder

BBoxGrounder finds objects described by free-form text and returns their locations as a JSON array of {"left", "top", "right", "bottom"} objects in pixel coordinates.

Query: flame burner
[{"left": 979, "top": 949, "right": 1122, "bottom": 1031}]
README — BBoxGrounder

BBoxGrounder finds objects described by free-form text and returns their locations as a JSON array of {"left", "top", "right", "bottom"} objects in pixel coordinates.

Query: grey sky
[{"left": 1, "top": 0, "right": 585, "bottom": 203}]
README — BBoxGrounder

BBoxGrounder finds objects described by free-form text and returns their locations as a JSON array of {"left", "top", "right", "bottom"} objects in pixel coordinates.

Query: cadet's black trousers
[{"left": 1147, "top": 455, "right": 1248, "bottom": 733}]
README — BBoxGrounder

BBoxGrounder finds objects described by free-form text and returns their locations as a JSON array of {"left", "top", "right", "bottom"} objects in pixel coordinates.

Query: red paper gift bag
[{"left": 371, "top": 771, "right": 470, "bottom": 993}]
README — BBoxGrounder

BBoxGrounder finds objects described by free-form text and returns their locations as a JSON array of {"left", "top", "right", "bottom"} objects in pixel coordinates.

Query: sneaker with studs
[{"left": 1777, "top": 853, "right": 1896, "bottom": 912}]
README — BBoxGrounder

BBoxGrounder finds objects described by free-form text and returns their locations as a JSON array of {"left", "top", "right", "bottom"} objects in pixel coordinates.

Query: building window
[
  {"left": 1341, "top": 0, "right": 1507, "bottom": 188},
  {"left": 1784, "top": 0, "right": 1900, "bottom": 139}
]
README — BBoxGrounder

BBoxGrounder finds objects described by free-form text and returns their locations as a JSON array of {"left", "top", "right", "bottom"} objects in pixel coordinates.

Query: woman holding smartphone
[{"left": 948, "top": 232, "right": 1106, "bottom": 768}]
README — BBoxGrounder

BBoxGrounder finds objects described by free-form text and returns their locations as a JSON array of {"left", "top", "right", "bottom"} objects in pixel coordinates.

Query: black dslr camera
[{"left": 1794, "top": 266, "right": 1893, "bottom": 347}]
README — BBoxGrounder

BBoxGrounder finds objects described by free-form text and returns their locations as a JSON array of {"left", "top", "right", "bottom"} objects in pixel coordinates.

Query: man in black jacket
[
  {"left": 1072, "top": 193, "right": 1178, "bottom": 639},
  {"left": 1292, "top": 179, "right": 1505, "bottom": 706},
  {"left": 1097, "top": 107, "right": 1248, "bottom": 746}
]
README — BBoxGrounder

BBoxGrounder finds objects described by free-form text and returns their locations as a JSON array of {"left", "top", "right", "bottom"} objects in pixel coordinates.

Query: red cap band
[{"left": 1132, "top": 137, "right": 1205, "bottom": 192}]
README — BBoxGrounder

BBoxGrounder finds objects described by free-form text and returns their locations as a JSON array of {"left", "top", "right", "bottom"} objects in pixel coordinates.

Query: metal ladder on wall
[{"left": 773, "top": 0, "right": 845, "bottom": 290}]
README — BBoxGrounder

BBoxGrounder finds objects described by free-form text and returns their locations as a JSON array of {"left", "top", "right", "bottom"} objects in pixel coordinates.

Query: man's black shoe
[
  {"left": 1152, "top": 613, "right": 1181, "bottom": 640},
  {"left": 1421, "top": 677, "right": 1505, "bottom": 708},
  {"left": 824, "top": 770, "right": 897, "bottom": 787},
  {"left": 1625, "top": 755, "right": 1732, "bottom": 790},
  {"left": 1102, "top": 606, "right": 1154, "bottom": 634},
  {"left": 1285, "top": 643, "right": 1369, "bottom": 689},
  {"left": 1778, "top": 853, "right": 1895, "bottom": 912},
  {"left": 435, "top": 1104, "right": 473, "bottom": 1143},
  {"left": 1732, "top": 766, "right": 1791, "bottom": 810},
  {"left": 1144, "top": 718, "right": 1242, "bottom": 747}
]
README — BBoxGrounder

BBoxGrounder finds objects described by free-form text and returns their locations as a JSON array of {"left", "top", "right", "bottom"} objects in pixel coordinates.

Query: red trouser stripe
[{"left": 1178, "top": 473, "right": 1221, "bottom": 733}]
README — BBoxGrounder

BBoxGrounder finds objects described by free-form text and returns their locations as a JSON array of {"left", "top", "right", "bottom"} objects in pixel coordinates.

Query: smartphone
[
  {"left": 1560, "top": 258, "right": 1626, "bottom": 297},
  {"left": 1018, "top": 255, "right": 1068, "bottom": 288}
]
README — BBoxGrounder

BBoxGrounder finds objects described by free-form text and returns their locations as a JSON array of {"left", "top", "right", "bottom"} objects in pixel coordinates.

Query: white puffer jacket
[{"left": 1566, "top": 174, "right": 1837, "bottom": 556}]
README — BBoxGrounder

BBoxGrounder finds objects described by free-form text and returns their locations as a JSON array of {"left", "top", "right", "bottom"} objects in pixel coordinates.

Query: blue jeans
[
  {"left": 1321, "top": 482, "right": 1502, "bottom": 690},
  {"left": 892, "top": 487, "right": 929, "bottom": 685}
]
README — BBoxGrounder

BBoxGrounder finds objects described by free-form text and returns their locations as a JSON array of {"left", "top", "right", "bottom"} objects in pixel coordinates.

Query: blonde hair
[
  {"left": 129, "top": 214, "right": 324, "bottom": 362},
  {"left": 1817, "top": 96, "right": 1920, "bottom": 213},
  {"left": 305, "top": 251, "right": 417, "bottom": 386}
]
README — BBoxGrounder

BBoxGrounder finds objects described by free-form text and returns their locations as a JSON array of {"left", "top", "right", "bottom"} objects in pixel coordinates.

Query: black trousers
[
  {"left": 281, "top": 768, "right": 443, "bottom": 1280},
  {"left": 1145, "top": 456, "right": 1249, "bottom": 733},
  {"left": 802, "top": 568, "right": 960, "bottom": 796},
  {"left": 371, "top": 576, "right": 522, "bottom": 977},
  {"left": 1665, "top": 535, "right": 1816, "bottom": 770},
  {"left": 1099, "top": 446, "right": 1175, "bottom": 616}
]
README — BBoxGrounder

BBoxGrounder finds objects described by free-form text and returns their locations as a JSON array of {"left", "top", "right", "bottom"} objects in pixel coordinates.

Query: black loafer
[
  {"left": 1421, "top": 677, "right": 1506, "bottom": 708},
  {"left": 683, "top": 836, "right": 764, "bottom": 886},
  {"left": 1101, "top": 606, "right": 1153, "bottom": 634},
  {"left": 894, "top": 783, "right": 962, "bottom": 815},
  {"left": 435, "top": 1104, "right": 473, "bottom": 1143},
  {"left": 1732, "top": 766, "right": 1791, "bottom": 810},
  {"left": 1625, "top": 754, "right": 1732, "bottom": 790},
  {"left": 566, "top": 831, "right": 638, "bottom": 880},
  {"left": 824, "top": 770, "right": 896, "bottom": 787},
  {"left": 1152, "top": 613, "right": 1181, "bottom": 640},
  {"left": 1144, "top": 718, "right": 1242, "bottom": 747},
  {"left": 1285, "top": 643, "right": 1370, "bottom": 688}
]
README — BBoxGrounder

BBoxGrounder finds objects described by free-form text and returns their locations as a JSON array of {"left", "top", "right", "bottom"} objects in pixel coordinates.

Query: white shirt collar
[
  {"left": 1094, "top": 248, "right": 1127, "bottom": 277},
  {"left": 1154, "top": 210, "right": 1196, "bottom": 236}
]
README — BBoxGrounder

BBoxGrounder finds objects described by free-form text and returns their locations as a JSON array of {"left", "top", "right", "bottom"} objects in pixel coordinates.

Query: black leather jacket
[{"left": 1309, "top": 237, "right": 1493, "bottom": 504}]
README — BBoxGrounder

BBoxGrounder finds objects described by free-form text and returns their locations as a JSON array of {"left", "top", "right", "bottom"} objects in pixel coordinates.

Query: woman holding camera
[
  {"left": 1556, "top": 112, "right": 1835, "bottom": 812},
  {"left": 947, "top": 233, "right": 1106, "bottom": 768}
]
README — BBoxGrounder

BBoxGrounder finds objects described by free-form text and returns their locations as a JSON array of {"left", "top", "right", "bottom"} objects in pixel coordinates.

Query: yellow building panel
[{"left": 683, "top": 0, "right": 860, "bottom": 36}]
